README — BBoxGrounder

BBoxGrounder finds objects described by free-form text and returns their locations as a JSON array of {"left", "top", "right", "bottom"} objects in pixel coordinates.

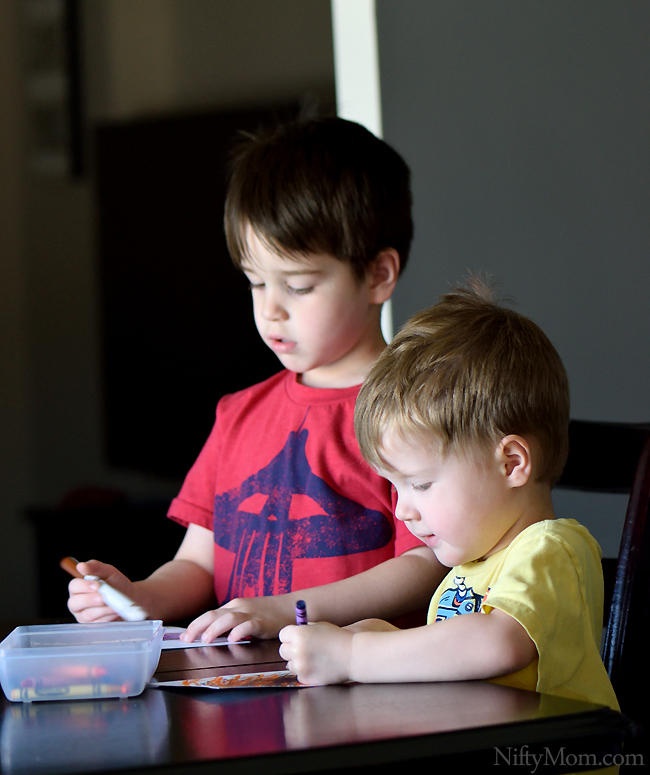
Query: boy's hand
[
  {"left": 181, "top": 596, "right": 293, "bottom": 643},
  {"left": 67, "top": 560, "right": 137, "bottom": 623},
  {"left": 278, "top": 622, "right": 353, "bottom": 685}
]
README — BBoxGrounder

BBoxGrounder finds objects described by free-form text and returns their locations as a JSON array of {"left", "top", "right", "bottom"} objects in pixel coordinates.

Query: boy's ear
[
  {"left": 497, "top": 435, "right": 532, "bottom": 488},
  {"left": 367, "top": 248, "right": 400, "bottom": 304}
]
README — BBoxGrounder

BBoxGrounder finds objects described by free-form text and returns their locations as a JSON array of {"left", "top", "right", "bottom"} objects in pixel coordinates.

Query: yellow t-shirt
[{"left": 427, "top": 518, "right": 619, "bottom": 711}]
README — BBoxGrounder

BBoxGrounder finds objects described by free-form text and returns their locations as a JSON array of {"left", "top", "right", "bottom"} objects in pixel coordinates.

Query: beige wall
[
  {"left": 0, "top": 0, "right": 334, "bottom": 619},
  {"left": 95, "top": 0, "right": 334, "bottom": 119}
]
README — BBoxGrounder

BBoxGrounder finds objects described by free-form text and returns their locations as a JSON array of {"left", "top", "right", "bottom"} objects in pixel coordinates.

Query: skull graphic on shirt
[{"left": 213, "top": 428, "right": 392, "bottom": 601}]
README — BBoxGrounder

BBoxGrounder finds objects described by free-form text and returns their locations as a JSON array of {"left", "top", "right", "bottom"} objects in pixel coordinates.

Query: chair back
[
  {"left": 601, "top": 430, "right": 650, "bottom": 724},
  {"left": 557, "top": 420, "right": 650, "bottom": 725}
]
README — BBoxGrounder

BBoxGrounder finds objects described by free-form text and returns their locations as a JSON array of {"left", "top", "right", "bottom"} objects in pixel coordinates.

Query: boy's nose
[
  {"left": 394, "top": 497, "right": 419, "bottom": 524},
  {"left": 260, "top": 291, "right": 288, "bottom": 321}
]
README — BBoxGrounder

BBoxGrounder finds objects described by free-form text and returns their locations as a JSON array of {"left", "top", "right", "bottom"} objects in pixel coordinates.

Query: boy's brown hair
[
  {"left": 355, "top": 280, "right": 570, "bottom": 485},
  {"left": 224, "top": 117, "right": 413, "bottom": 280}
]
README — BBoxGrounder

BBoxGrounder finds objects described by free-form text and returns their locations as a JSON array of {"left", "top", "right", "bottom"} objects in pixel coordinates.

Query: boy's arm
[
  {"left": 181, "top": 546, "right": 445, "bottom": 642},
  {"left": 67, "top": 524, "right": 216, "bottom": 624},
  {"left": 135, "top": 523, "right": 216, "bottom": 621},
  {"left": 279, "top": 609, "right": 537, "bottom": 686}
]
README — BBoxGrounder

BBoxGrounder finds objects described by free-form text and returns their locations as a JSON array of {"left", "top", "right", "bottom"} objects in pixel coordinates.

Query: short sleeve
[
  {"left": 482, "top": 525, "right": 605, "bottom": 697},
  {"left": 167, "top": 407, "right": 221, "bottom": 531}
]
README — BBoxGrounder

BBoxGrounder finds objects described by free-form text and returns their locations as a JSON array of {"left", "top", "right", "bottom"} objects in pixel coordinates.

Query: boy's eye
[
  {"left": 288, "top": 285, "right": 314, "bottom": 296},
  {"left": 248, "top": 282, "right": 264, "bottom": 290},
  {"left": 412, "top": 483, "right": 432, "bottom": 492}
]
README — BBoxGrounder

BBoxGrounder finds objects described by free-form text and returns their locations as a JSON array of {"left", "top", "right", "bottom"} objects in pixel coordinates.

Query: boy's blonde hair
[{"left": 355, "top": 281, "right": 570, "bottom": 485}]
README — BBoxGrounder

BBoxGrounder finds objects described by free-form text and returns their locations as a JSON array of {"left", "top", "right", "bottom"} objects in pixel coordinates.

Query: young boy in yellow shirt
[
  {"left": 67, "top": 117, "right": 445, "bottom": 640},
  {"left": 280, "top": 281, "right": 618, "bottom": 711}
]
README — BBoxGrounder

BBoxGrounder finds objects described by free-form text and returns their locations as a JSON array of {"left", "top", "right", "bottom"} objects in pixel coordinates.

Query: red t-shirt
[{"left": 168, "top": 370, "right": 420, "bottom": 604}]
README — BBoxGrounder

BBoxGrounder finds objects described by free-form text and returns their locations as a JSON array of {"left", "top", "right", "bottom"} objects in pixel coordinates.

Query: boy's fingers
[
  {"left": 88, "top": 611, "right": 121, "bottom": 623},
  {"left": 68, "top": 578, "right": 99, "bottom": 595},
  {"left": 182, "top": 610, "right": 228, "bottom": 641},
  {"left": 67, "top": 560, "right": 134, "bottom": 624},
  {"left": 202, "top": 611, "right": 255, "bottom": 642},
  {"left": 67, "top": 597, "right": 119, "bottom": 623},
  {"left": 68, "top": 583, "right": 123, "bottom": 620},
  {"left": 77, "top": 560, "right": 126, "bottom": 587},
  {"left": 77, "top": 608, "right": 120, "bottom": 623},
  {"left": 67, "top": 589, "right": 104, "bottom": 612},
  {"left": 278, "top": 629, "right": 303, "bottom": 660},
  {"left": 278, "top": 624, "right": 297, "bottom": 643},
  {"left": 185, "top": 605, "right": 282, "bottom": 643},
  {"left": 82, "top": 560, "right": 132, "bottom": 593},
  {"left": 76, "top": 559, "right": 105, "bottom": 576},
  {"left": 180, "top": 621, "right": 209, "bottom": 642},
  {"left": 227, "top": 619, "right": 259, "bottom": 642}
]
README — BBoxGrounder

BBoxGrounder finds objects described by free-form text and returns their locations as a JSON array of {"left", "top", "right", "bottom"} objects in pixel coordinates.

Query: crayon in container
[{"left": 0, "top": 621, "right": 163, "bottom": 702}]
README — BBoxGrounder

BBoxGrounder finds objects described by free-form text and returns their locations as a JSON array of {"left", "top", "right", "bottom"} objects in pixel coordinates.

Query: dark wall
[{"left": 95, "top": 107, "right": 298, "bottom": 478}]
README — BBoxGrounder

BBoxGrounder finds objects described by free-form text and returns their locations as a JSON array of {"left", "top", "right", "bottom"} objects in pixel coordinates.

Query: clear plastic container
[{"left": 0, "top": 621, "right": 163, "bottom": 702}]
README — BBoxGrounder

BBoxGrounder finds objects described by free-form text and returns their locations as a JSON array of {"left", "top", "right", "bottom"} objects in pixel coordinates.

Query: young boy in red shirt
[{"left": 68, "top": 117, "right": 445, "bottom": 640}]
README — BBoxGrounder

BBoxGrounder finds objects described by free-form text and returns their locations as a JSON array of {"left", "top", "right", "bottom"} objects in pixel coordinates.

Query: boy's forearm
[
  {"left": 349, "top": 610, "right": 536, "bottom": 684},
  {"left": 297, "top": 547, "right": 446, "bottom": 626},
  {"left": 134, "top": 559, "right": 216, "bottom": 623}
]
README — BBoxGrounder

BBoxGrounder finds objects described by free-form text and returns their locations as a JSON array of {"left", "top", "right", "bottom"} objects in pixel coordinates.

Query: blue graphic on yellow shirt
[
  {"left": 213, "top": 428, "right": 392, "bottom": 602},
  {"left": 435, "top": 576, "right": 484, "bottom": 621}
]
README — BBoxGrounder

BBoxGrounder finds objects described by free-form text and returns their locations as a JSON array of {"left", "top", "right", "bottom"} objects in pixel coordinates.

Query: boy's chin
[
  {"left": 432, "top": 547, "right": 466, "bottom": 568},
  {"left": 271, "top": 354, "right": 303, "bottom": 375}
]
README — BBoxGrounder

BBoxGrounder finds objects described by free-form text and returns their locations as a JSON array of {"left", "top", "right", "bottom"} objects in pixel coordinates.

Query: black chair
[
  {"left": 602, "top": 431, "right": 650, "bottom": 739},
  {"left": 557, "top": 419, "right": 650, "bottom": 752},
  {"left": 558, "top": 420, "right": 650, "bottom": 496}
]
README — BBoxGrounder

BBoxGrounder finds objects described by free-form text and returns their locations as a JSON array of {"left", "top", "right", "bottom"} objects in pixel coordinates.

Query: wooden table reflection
[{"left": 0, "top": 637, "right": 629, "bottom": 775}]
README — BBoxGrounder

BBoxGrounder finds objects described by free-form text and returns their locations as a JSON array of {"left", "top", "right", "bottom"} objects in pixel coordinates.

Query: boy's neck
[
  {"left": 487, "top": 484, "right": 556, "bottom": 559},
  {"left": 298, "top": 323, "right": 388, "bottom": 389}
]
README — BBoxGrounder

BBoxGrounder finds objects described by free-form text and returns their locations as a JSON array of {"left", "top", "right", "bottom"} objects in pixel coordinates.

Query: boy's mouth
[{"left": 268, "top": 336, "right": 297, "bottom": 354}]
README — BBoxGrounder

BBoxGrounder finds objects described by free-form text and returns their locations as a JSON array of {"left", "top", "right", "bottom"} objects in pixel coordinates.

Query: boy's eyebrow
[
  {"left": 378, "top": 460, "right": 440, "bottom": 479},
  {"left": 282, "top": 269, "right": 324, "bottom": 276},
  {"left": 240, "top": 265, "right": 325, "bottom": 277}
]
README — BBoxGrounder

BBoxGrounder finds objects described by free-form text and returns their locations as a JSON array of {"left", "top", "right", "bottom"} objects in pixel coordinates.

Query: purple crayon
[{"left": 295, "top": 599, "right": 308, "bottom": 626}]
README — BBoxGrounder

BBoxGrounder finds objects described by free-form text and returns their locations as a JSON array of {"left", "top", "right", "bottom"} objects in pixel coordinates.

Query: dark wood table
[{"left": 0, "top": 637, "right": 630, "bottom": 775}]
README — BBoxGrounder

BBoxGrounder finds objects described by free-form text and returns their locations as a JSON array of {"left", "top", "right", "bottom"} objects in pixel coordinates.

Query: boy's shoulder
[
  {"left": 506, "top": 518, "right": 603, "bottom": 575},
  {"left": 216, "top": 370, "right": 363, "bottom": 415},
  {"left": 218, "top": 369, "right": 288, "bottom": 407},
  {"left": 517, "top": 517, "right": 600, "bottom": 548},
  {"left": 475, "top": 519, "right": 605, "bottom": 619}
]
